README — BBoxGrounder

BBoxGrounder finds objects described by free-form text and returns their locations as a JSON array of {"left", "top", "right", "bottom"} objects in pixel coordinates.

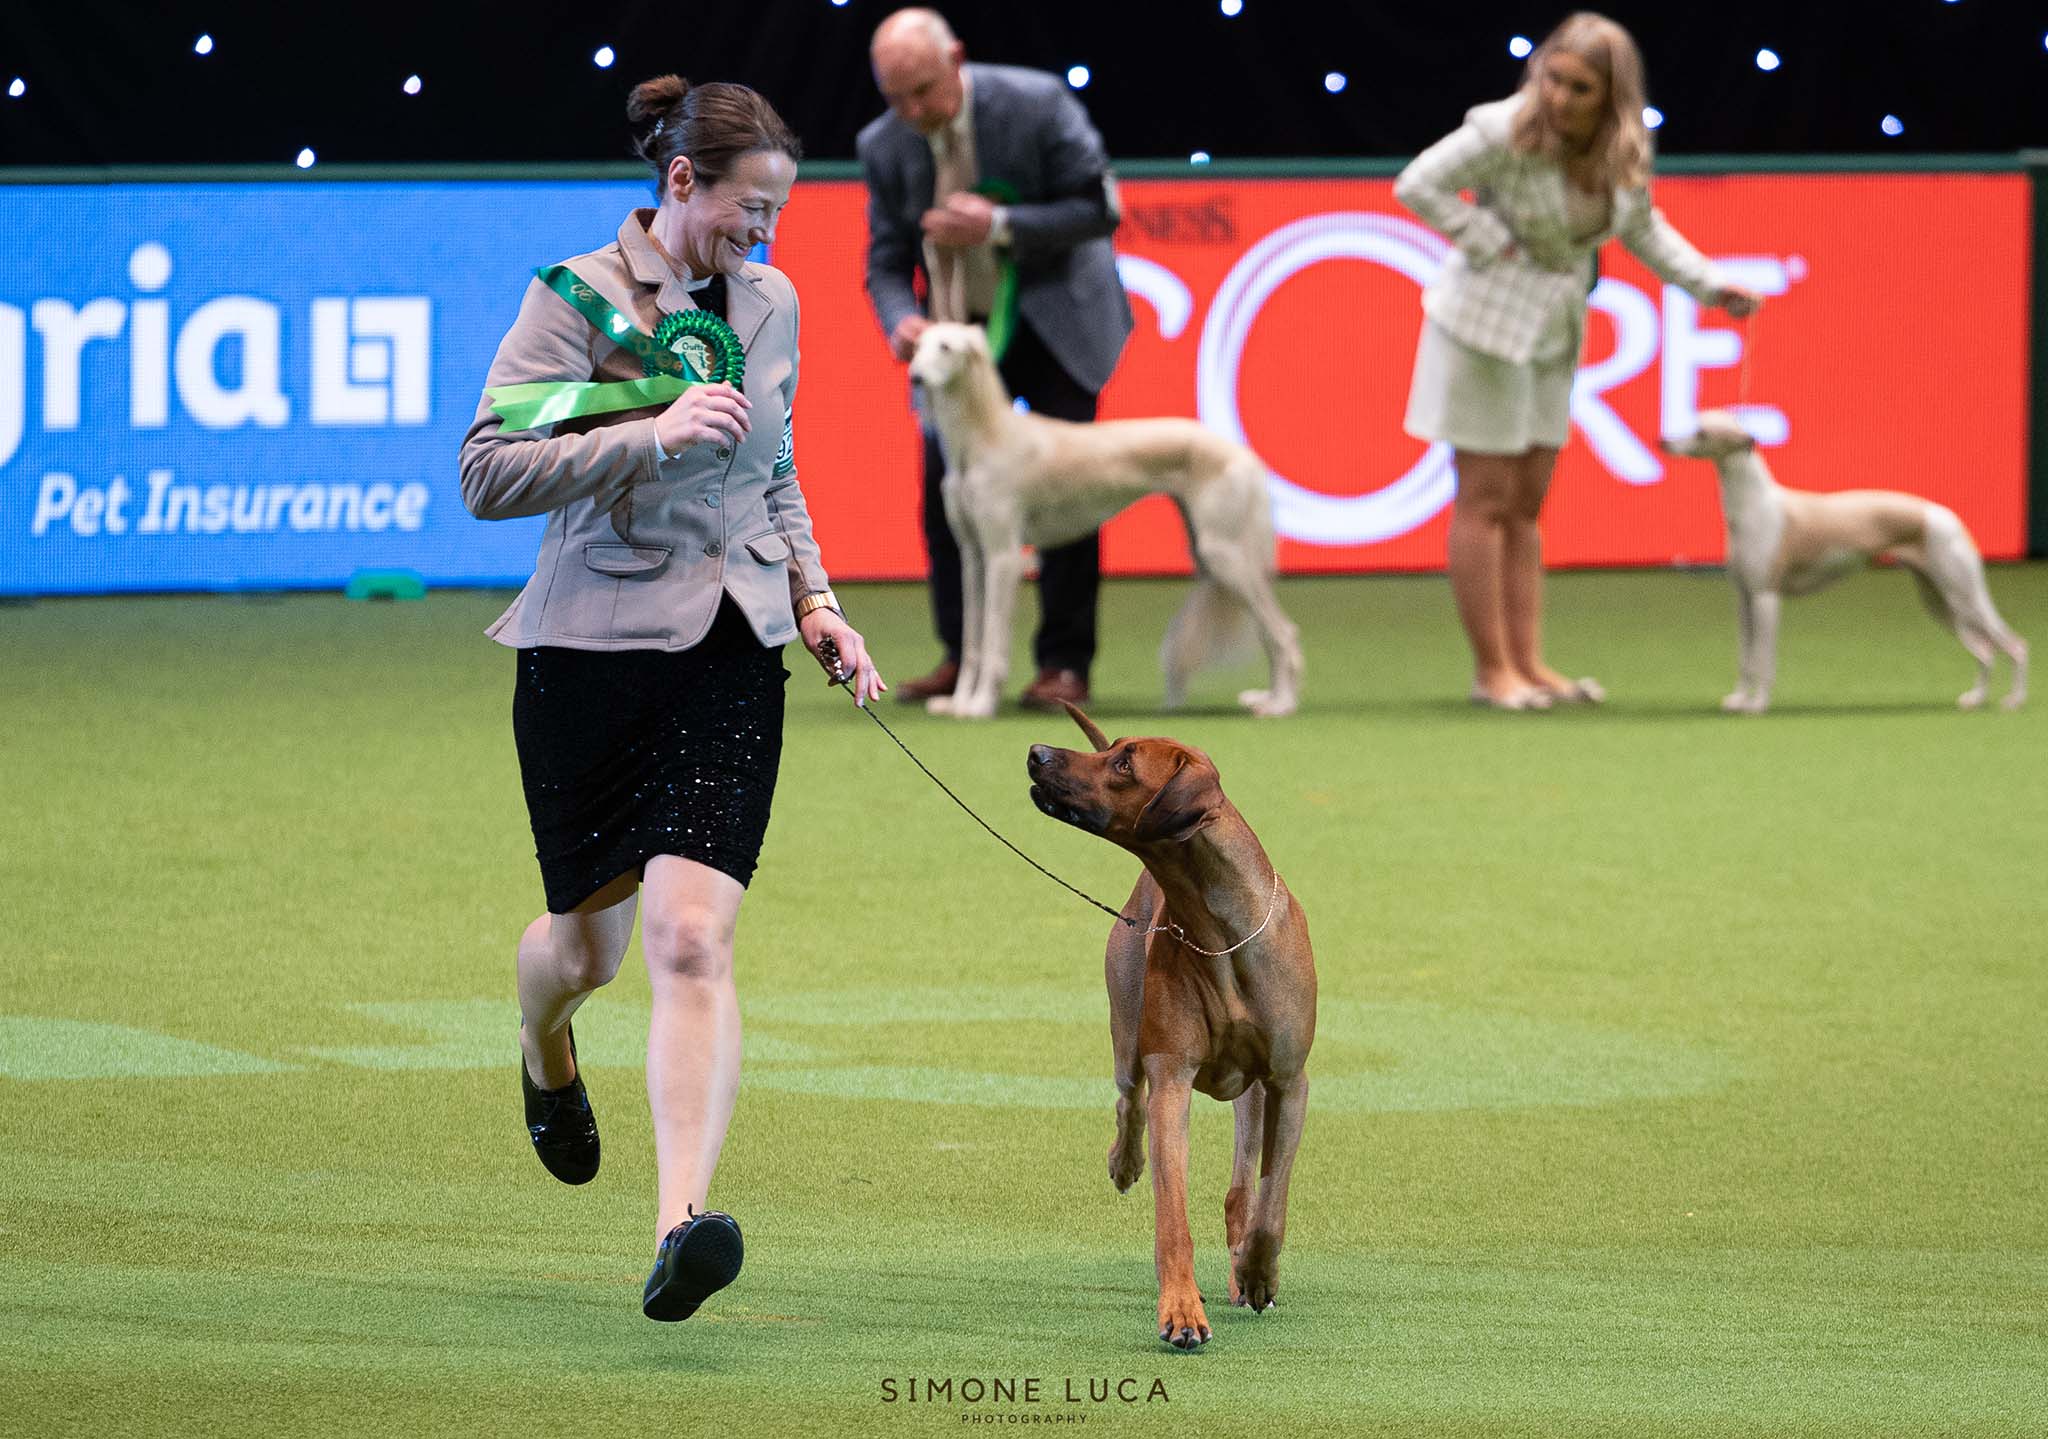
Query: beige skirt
[{"left": 1403, "top": 319, "right": 1576, "bottom": 455}]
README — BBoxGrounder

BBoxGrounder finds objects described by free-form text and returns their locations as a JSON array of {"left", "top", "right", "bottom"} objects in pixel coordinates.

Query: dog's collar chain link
[{"left": 1143, "top": 870, "right": 1282, "bottom": 957}]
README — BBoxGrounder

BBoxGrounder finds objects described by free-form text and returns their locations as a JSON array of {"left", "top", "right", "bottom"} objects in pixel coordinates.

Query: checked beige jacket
[
  {"left": 1395, "top": 96, "right": 1726, "bottom": 364},
  {"left": 460, "top": 210, "right": 828, "bottom": 652}
]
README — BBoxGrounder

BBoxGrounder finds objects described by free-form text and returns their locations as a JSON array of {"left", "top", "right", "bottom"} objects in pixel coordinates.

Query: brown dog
[{"left": 1027, "top": 703, "right": 1315, "bottom": 1349}]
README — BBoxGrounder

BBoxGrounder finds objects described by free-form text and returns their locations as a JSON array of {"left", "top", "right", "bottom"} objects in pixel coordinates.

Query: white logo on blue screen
[{"left": 5, "top": 242, "right": 433, "bottom": 538}]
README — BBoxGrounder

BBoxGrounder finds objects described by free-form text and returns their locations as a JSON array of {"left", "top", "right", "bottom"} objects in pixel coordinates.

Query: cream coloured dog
[
  {"left": 908, "top": 323, "right": 1303, "bottom": 720},
  {"left": 1662, "top": 410, "right": 2028, "bottom": 713}
]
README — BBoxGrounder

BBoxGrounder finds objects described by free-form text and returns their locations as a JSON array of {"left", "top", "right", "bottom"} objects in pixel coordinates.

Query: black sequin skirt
[{"left": 512, "top": 598, "right": 788, "bottom": 913}]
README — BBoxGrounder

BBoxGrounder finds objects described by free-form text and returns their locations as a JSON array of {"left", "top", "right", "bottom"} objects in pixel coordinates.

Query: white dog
[
  {"left": 909, "top": 323, "right": 1303, "bottom": 719},
  {"left": 1662, "top": 410, "right": 2027, "bottom": 713}
]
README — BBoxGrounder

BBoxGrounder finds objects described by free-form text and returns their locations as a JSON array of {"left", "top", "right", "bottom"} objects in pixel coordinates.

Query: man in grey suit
[{"left": 860, "top": 7, "right": 1133, "bottom": 710}]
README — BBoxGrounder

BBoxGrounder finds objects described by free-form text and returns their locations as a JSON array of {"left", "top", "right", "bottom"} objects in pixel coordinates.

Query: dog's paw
[
  {"left": 1229, "top": 1264, "right": 1278, "bottom": 1312},
  {"left": 1107, "top": 1135, "right": 1146, "bottom": 1194},
  {"left": 1957, "top": 687, "right": 1988, "bottom": 711},
  {"left": 925, "top": 694, "right": 956, "bottom": 716},
  {"left": 1157, "top": 1290, "right": 1211, "bottom": 1350},
  {"left": 1228, "top": 1281, "right": 1277, "bottom": 1312},
  {"left": 1238, "top": 688, "right": 1296, "bottom": 719},
  {"left": 1720, "top": 692, "right": 1765, "bottom": 715},
  {"left": 1230, "top": 1232, "right": 1280, "bottom": 1312},
  {"left": 2000, "top": 691, "right": 2026, "bottom": 712}
]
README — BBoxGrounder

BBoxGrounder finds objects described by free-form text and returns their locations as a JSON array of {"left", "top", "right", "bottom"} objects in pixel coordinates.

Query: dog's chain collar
[{"left": 1144, "top": 870, "right": 1282, "bottom": 957}]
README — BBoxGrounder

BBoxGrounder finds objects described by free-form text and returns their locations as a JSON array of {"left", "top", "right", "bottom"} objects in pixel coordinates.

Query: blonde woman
[{"left": 1396, "top": 12, "right": 1758, "bottom": 709}]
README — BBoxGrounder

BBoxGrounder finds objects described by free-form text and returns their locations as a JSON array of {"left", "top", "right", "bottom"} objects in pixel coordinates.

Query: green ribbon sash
[
  {"left": 977, "top": 180, "right": 1021, "bottom": 364},
  {"left": 485, "top": 264, "right": 715, "bottom": 432},
  {"left": 483, "top": 375, "right": 693, "bottom": 432},
  {"left": 534, "top": 264, "right": 701, "bottom": 382}
]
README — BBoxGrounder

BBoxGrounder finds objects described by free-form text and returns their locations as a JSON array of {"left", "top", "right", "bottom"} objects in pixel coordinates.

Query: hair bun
[
  {"left": 626, "top": 74, "right": 690, "bottom": 129},
  {"left": 626, "top": 76, "right": 800, "bottom": 188}
]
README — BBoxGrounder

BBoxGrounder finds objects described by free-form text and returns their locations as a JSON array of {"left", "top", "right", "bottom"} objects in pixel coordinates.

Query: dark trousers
[{"left": 922, "top": 318, "right": 1101, "bottom": 675}]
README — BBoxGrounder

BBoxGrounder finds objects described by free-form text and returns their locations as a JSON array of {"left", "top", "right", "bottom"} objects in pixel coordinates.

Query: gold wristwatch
[{"left": 793, "top": 589, "right": 842, "bottom": 623}]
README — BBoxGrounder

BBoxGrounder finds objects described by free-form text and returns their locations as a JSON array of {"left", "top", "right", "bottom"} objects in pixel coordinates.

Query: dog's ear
[
  {"left": 1131, "top": 752, "right": 1220, "bottom": 843},
  {"left": 1064, "top": 701, "right": 1111, "bottom": 753}
]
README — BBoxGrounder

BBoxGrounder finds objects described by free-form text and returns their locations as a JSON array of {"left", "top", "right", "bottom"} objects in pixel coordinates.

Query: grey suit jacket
[
  {"left": 460, "top": 210, "right": 828, "bottom": 652},
  {"left": 859, "top": 62, "right": 1133, "bottom": 394}
]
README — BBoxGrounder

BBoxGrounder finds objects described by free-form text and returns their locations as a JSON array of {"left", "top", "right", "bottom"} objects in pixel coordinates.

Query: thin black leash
[
  {"left": 814, "top": 640, "right": 1287, "bottom": 957},
  {"left": 819, "top": 639, "right": 1134, "bottom": 927}
]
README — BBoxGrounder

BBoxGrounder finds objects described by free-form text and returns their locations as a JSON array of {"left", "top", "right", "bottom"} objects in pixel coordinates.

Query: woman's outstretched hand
[
  {"left": 801, "top": 609, "right": 887, "bottom": 707},
  {"left": 1715, "top": 286, "right": 1762, "bottom": 319}
]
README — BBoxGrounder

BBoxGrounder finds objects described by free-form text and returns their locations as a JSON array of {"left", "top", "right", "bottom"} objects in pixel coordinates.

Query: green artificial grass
[{"left": 3, "top": 566, "right": 2046, "bottom": 1437}]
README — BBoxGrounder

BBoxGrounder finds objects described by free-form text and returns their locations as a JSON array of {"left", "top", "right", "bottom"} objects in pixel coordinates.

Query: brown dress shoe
[
  {"left": 1019, "top": 668, "right": 1090, "bottom": 712},
  {"left": 895, "top": 659, "right": 959, "bottom": 702}
]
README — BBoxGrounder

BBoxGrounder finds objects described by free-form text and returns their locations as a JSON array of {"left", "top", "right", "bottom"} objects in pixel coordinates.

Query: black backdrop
[{"left": 4, "top": 1, "right": 2045, "bottom": 166}]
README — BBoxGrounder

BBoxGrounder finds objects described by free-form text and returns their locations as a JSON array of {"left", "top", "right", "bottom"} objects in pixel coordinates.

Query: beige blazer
[
  {"left": 1395, "top": 96, "right": 1724, "bottom": 364},
  {"left": 460, "top": 210, "right": 828, "bottom": 651}
]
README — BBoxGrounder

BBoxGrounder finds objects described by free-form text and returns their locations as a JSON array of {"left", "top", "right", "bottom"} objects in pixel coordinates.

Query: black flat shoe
[
  {"left": 642, "top": 1208, "right": 744, "bottom": 1322},
  {"left": 520, "top": 1023, "right": 599, "bottom": 1185}
]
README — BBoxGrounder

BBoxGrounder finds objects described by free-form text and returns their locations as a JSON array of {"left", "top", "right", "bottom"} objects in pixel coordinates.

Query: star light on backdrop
[{"left": 2, "top": 6, "right": 2044, "bottom": 163}]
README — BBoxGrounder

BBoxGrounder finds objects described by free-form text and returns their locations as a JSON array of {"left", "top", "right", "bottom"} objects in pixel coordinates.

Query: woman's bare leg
[
  {"left": 517, "top": 869, "right": 640, "bottom": 1089},
  {"left": 639, "top": 855, "right": 747, "bottom": 1241},
  {"left": 1500, "top": 445, "right": 1577, "bottom": 693},
  {"left": 1449, "top": 450, "right": 1532, "bottom": 703}
]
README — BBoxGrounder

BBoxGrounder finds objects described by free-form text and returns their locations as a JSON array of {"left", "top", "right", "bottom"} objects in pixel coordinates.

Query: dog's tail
[
  {"left": 1901, "top": 507, "right": 2029, "bottom": 707},
  {"left": 1161, "top": 573, "right": 1260, "bottom": 701},
  {"left": 1900, "top": 555, "right": 1955, "bottom": 633},
  {"left": 1924, "top": 506, "right": 2029, "bottom": 684},
  {"left": 1158, "top": 480, "right": 1278, "bottom": 706}
]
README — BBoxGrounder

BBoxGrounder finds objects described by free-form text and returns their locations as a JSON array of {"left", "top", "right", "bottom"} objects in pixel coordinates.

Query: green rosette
[
  {"left": 487, "top": 266, "right": 757, "bottom": 432},
  {"left": 654, "top": 308, "right": 746, "bottom": 390}
]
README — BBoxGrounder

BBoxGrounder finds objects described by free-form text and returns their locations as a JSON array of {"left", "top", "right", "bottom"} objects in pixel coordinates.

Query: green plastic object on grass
[{"left": 345, "top": 568, "right": 427, "bottom": 601}]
